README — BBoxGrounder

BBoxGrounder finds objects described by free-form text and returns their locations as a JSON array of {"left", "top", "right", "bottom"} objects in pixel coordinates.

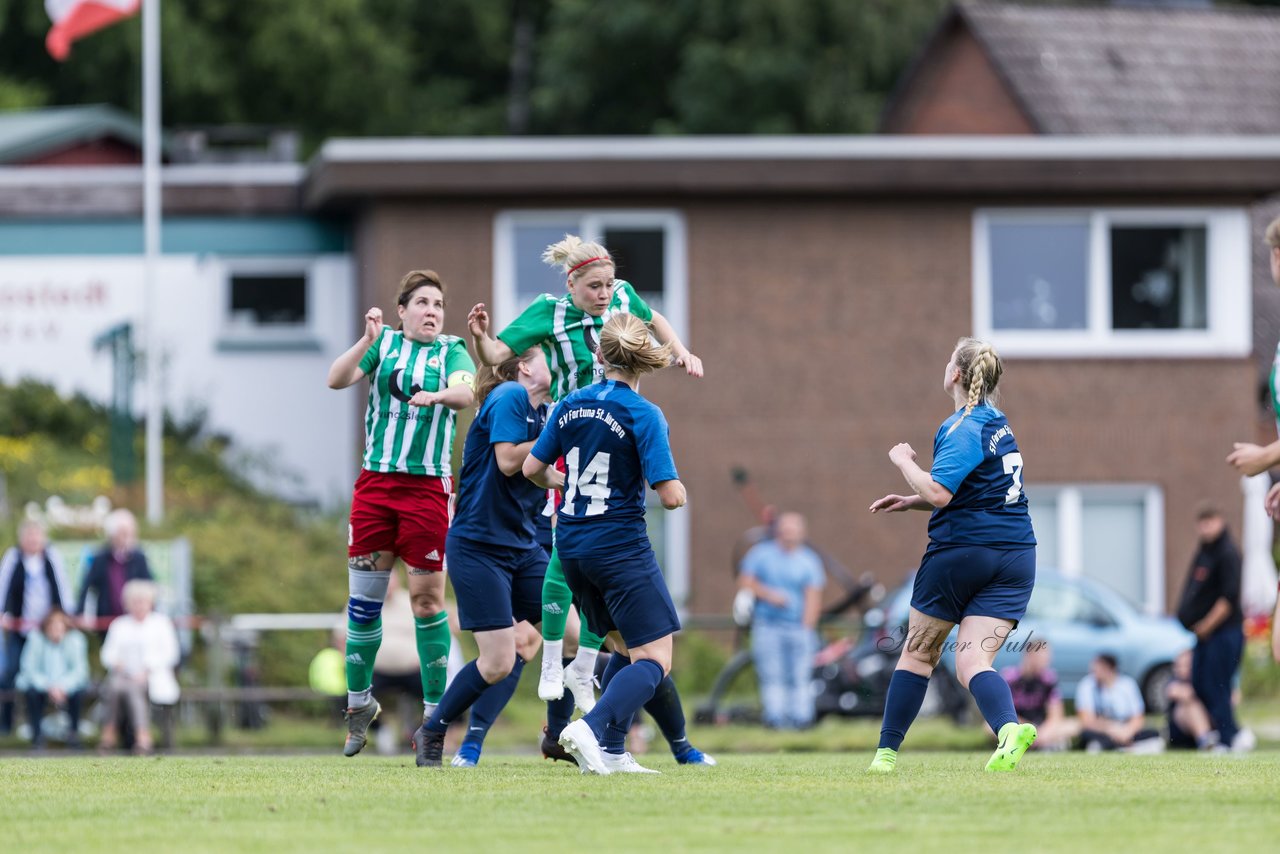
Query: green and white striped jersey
[
  {"left": 358, "top": 327, "right": 476, "bottom": 476},
  {"left": 497, "top": 280, "right": 654, "bottom": 401}
]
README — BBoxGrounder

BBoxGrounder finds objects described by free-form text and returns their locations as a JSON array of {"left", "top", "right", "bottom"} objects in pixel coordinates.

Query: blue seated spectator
[{"left": 16, "top": 609, "right": 89, "bottom": 749}]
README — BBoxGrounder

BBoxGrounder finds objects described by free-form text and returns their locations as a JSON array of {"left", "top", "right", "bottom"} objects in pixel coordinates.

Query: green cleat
[
  {"left": 986, "top": 722, "right": 1036, "bottom": 772},
  {"left": 867, "top": 747, "right": 898, "bottom": 774}
]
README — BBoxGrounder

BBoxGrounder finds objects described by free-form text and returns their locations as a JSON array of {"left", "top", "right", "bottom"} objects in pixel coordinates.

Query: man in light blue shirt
[
  {"left": 1076, "top": 653, "right": 1161, "bottom": 752},
  {"left": 738, "top": 512, "right": 825, "bottom": 729}
]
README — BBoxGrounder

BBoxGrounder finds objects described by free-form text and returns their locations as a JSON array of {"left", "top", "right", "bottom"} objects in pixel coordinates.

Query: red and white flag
[{"left": 45, "top": 0, "right": 141, "bottom": 61}]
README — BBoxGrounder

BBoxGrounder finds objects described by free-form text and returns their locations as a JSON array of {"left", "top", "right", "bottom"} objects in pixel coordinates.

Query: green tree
[{"left": 0, "top": 0, "right": 953, "bottom": 143}]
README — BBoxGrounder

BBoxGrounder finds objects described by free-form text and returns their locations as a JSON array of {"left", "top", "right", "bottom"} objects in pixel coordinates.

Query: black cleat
[
  {"left": 541, "top": 725, "right": 578, "bottom": 765},
  {"left": 412, "top": 724, "right": 445, "bottom": 768}
]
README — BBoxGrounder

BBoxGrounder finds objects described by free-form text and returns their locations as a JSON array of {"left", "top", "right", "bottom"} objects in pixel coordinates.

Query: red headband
[{"left": 567, "top": 256, "right": 609, "bottom": 276}]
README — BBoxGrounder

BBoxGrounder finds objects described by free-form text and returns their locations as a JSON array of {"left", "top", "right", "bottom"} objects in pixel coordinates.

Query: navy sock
[
  {"left": 595, "top": 652, "right": 633, "bottom": 753},
  {"left": 878, "top": 669, "right": 930, "bottom": 750},
  {"left": 583, "top": 658, "right": 664, "bottom": 750},
  {"left": 462, "top": 657, "right": 525, "bottom": 749},
  {"left": 545, "top": 658, "right": 576, "bottom": 740},
  {"left": 968, "top": 669, "right": 1019, "bottom": 735},
  {"left": 644, "top": 675, "right": 690, "bottom": 754},
  {"left": 599, "top": 651, "right": 628, "bottom": 691},
  {"left": 426, "top": 660, "right": 491, "bottom": 735}
]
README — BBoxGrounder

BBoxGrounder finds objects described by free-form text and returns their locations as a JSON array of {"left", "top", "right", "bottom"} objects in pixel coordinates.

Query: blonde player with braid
[{"left": 866, "top": 337, "right": 1037, "bottom": 774}]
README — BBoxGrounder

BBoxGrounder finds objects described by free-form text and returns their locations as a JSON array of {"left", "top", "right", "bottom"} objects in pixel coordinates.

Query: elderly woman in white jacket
[{"left": 99, "top": 579, "right": 179, "bottom": 754}]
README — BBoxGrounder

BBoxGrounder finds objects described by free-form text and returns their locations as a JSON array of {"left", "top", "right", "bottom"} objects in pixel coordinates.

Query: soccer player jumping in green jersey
[
  {"left": 468, "top": 234, "right": 715, "bottom": 766},
  {"left": 328, "top": 270, "right": 476, "bottom": 758}
]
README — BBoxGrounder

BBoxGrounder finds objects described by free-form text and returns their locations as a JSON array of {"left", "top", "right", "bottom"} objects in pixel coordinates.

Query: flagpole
[{"left": 143, "top": 0, "right": 163, "bottom": 523}]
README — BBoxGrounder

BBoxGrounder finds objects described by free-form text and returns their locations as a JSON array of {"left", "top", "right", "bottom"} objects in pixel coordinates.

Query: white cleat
[
  {"left": 538, "top": 656, "right": 565, "bottom": 701},
  {"left": 557, "top": 718, "right": 611, "bottom": 775},
  {"left": 563, "top": 660, "right": 598, "bottom": 713},
  {"left": 601, "top": 751, "right": 660, "bottom": 774}
]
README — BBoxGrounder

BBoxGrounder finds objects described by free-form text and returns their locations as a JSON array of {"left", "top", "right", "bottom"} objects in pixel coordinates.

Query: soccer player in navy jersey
[
  {"left": 523, "top": 313, "right": 688, "bottom": 775},
  {"left": 411, "top": 346, "right": 566, "bottom": 767},
  {"left": 866, "top": 337, "right": 1038, "bottom": 773}
]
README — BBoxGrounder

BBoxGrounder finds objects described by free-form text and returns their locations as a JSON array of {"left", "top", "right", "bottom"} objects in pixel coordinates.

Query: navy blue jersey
[
  {"left": 534, "top": 490, "right": 555, "bottom": 551},
  {"left": 451, "top": 382, "right": 548, "bottom": 549},
  {"left": 530, "top": 380, "right": 679, "bottom": 559},
  {"left": 927, "top": 403, "right": 1036, "bottom": 547}
]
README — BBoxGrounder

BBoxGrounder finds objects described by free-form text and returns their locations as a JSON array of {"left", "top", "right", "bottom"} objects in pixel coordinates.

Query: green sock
[
  {"left": 345, "top": 616, "right": 382, "bottom": 696},
  {"left": 579, "top": 620, "right": 606, "bottom": 652},
  {"left": 541, "top": 551, "right": 571, "bottom": 643},
  {"left": 415, "top": 611, "right": 451, "bottom": 704}
]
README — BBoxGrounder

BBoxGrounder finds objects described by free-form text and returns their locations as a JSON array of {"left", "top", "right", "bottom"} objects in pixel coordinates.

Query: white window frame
[
  {"left": 492, "top": 209, "right": 689, "bottom": 340},
  {"left": 1028, "top": 483, "right": 1165, "bottom": 615},
  {"left": 973, "top": 207, "right": 1250, "bottom": 358},
  {"left": 493, "top": 209, "right": 690, "bottom": 606},
  {"left": 214, "top": 256, "right": 321, "bottom": 349}
]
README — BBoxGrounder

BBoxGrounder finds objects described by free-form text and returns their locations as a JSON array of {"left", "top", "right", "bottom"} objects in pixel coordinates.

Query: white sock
[
  {"left": 571, "top": 646, "right": 599, "bottom": 675},
  {"left": 422, "top": 701, "right": 437, "bottom": 722},
  {"left": 543, "top": 640, "right": 564, "bottom": 668},
  {"left": 348, "top": 689, "right": 372, "bottom": 708}
]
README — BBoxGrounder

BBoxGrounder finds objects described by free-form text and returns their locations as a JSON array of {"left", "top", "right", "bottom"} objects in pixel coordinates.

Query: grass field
[{"left": 4, "top": 750, "right": 1278, "bottom": 853}]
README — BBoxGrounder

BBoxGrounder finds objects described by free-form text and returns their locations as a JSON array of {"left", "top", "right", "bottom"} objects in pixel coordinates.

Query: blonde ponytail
[{"left": 599, "top": 313, "right": 671, "bottom": 377}]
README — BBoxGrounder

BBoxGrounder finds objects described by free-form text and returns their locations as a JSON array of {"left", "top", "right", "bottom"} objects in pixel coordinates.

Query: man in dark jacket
[
  {"left": 77, "top": 509, "right": 152, "bottom": 637},
  {"left": 0, "top": 519, "right": 74, "bottom": 734},
  {"left": 1176, "top": 503, "right": 1245, "bottom": 750}
]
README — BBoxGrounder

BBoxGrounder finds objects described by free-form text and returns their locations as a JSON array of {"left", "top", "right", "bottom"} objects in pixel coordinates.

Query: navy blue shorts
[
  {"left": 446, "top": 533, "right": 547, "bottom": 633},
  {"left": 910, "top": 543, "right": 1035, "bottom": 626},
  {"left": 560, "top": 549, "right": 681, "bottom": 648}
]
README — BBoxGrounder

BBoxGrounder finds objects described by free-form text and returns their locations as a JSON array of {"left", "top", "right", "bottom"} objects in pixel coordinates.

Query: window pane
[
  {"left": 514, "top": 222, "right": 579, "bottom": 304},
  {"left": 1027, "top": 494, "right": 1058, "bottom": 572},
  {"left": 989, "top": 221, "right": 1089, "bottom": 330},
  {"left": 229, "top": 274, "right": 306, "bottom": 326},
  {"left": 603, "top": 227, "right": 665, "bottom": 314},
  {"left": 1110, "top": 226, "right": 1207, "bottom": 330},
  {"left": 644, "top": 490, "right": 668, "bottom": 582},
  {"left": 1080, "top": 499, "right": 1145, "bottom": 608}
]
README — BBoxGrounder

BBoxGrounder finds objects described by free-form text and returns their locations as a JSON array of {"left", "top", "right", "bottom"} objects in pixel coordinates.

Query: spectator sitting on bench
[
  {"left": 98, "top": 580, "right": 179, "bottom": 755},
  {"left": 17, "top": 608, "right": 89, "bottom": 749}
]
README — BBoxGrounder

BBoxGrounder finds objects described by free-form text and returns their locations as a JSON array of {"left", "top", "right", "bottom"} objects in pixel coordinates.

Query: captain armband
[{"left": 447, "top": 370, "right": 476, "bottom": 390}]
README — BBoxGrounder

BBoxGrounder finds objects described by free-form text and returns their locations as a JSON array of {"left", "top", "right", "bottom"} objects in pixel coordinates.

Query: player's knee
[
  {"left": 346, "top": 565, "right": 390, "bottom": 625},
  {"left": 477, "top": 647, "right": 516, "bottom": 683},
  {"left": 410, "top": 589, "right": 444, "bottom": 618},
  {"left": 631, "top": 650, "right": 672, "bottom": 676}
]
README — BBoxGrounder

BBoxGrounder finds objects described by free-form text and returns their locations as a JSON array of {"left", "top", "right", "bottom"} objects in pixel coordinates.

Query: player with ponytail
[
  {"left": 866, "top": 337, "right": 1037, "bottom": 774},
  {"left": 468, "top": 235, "right": 713, "bottom": 766}
]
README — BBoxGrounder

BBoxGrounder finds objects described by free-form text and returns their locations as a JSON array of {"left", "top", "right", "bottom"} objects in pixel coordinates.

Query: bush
[{"left": 0, "top": 380, "right": 347, "bottom": 688}]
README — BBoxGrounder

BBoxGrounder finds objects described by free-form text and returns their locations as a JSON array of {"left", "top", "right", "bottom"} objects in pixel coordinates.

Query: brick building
[{"left": 307, "top": 135, "right": 1279, "bottom": 615}]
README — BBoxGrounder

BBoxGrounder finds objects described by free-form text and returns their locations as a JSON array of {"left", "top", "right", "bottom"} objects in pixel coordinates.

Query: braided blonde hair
[
  {"left": 599, "top": 313, "right": 671, "bottom": 377},
  {"left": 542, "top": 234, "right": 614, "bottom": 281},
  {"left": 953, "top": 337, "right": 1003, "bottom": 424}
]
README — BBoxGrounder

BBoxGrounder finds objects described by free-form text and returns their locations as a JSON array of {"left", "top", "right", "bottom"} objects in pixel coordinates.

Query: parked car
[{"left": 855, "top": 569, "right": 1194, "bottom": 712}]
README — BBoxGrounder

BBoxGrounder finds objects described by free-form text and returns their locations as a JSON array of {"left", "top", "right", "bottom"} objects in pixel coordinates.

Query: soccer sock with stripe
[
  {"left": 414, "top": 611, "right": 451, "bottom": 705},
  {"left": 541, "top": 552, "right": 571, "bottom": 643},
  {"left": 545, "top": 658, "right": 576, "bottom": 740},
  {"left": 878, "top": 669, "right": 930, "bottom": 750},
  {"left": 968, "top": 669, "right": 1019, "bottom": 735},
  {"left": 425, "top": 660, "right": 490, "bottom": 735},
  {"left": 583, "top": 657, "right": 664, "bottom": 755},
  {"left": 461, "top": 657, "right": 526, "bottom": 751},
  {"left": 344, "top": 615, "right": 382, "bottom": 708}
]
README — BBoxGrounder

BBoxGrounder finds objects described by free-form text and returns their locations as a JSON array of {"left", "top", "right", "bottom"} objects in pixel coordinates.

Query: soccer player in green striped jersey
[
  {"left": 468, "top": 235, "right": 715, "bottom": 766},
  {"left": 327, "top": 269, "right": 476, "bottom": 758}
]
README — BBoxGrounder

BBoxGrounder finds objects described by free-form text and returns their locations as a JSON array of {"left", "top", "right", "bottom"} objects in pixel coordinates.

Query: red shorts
[{"left": 348, "top": 470, "right": 451, "bottom": 571}]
